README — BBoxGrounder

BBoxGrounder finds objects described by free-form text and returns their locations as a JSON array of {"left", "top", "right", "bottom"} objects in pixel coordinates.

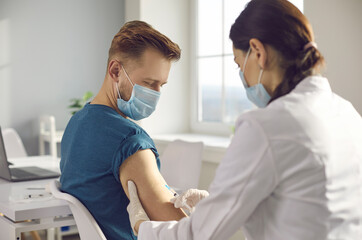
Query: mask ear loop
[
  {"left": 241, "top": 48, "right": 252, "bottom": 87},
  {"left": 257, "top": 68, "right": 264, "bottom": 84},
  {"left": 121, "top": 66, "right": 134, "bottom": 87},
  {"left": 242, "top": 48, "right": 251, "bottom": 73},
  {"left": 115, "top": 83, "right": 121, "bottom": 99},
  {"left": 115, "top": 65, "right": 135, "bottom": 100},
  {"left": 243, "top": 48, "right": 264, "bottom": 84}
]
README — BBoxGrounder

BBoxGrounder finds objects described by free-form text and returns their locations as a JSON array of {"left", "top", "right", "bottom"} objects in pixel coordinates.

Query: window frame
[
  {"left": 190, "top": 0, "right": 244, "bottom": 136},
  {"left": 190, "top": 0, "right": 304, "bottom": 136}
]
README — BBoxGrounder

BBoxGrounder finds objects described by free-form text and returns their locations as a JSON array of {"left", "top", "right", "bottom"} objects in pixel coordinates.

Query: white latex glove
[
  {"left": 127, "top": 180, "right": 150, "bottom": 236},
  {"left": 170, "top": 189, "right": 209, "bottom": 213}
]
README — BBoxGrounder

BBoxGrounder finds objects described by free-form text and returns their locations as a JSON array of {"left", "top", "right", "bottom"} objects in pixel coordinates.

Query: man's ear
[
  {"left": 108, "top": 60, "right": 121, "bottom": 82},
  {"left": 249, "top": 38, "right": 267, "bottom": 69}
]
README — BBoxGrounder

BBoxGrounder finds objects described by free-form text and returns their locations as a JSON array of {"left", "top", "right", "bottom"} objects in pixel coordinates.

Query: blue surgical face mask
[
  {"left": 116, "top": 66, "right": 160, "bottom": 120},
  {"left": 239, "top": 48, "right": 271, "bottom": 108}
]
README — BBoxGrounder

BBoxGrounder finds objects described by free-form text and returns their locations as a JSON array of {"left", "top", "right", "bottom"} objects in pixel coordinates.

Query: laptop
[{"left": 0, "top": 127, "right": 60, "bottom": 182}]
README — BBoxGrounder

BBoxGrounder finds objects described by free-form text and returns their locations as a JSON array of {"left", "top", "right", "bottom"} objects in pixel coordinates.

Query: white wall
[
  {"left": 0, "top": 0, "right": 125, "bottom": 155},
  {"left": 305, "top": 0, "right": 362, "bottom": 114},
  {"left": 125, "top": 0, "right": 191, "bottom": 135}
]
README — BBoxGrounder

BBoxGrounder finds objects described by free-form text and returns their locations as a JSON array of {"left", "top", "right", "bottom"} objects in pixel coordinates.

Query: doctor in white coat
[{"left": 126, "top": 0, "right": 362, "bottom": 239}]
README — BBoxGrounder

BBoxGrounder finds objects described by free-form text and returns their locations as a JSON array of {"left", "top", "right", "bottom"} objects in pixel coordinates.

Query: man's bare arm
[{"left": 119, "top": 149, "right": 187, "bottom": 221}]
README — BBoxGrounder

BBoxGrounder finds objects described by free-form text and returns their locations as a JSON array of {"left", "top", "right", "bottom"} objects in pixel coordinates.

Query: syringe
[{"left": 165, "top": 184, "right": 192, "bottom": 212}]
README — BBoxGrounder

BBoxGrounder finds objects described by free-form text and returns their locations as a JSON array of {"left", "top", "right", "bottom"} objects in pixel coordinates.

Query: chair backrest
[
  {"left": 49, "top": 180, "right": 107, "bottom": 240},
  {"left": 2, "top": 128, "right": 27, "bottom": 158},
  {"left": 160, "top": 140, "right": 204, "bottom": 191}
]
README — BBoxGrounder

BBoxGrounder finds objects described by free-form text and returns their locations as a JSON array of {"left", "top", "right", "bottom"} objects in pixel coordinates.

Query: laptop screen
[{"left": 0, "top": 127, "right": 12, "bottom": 180}]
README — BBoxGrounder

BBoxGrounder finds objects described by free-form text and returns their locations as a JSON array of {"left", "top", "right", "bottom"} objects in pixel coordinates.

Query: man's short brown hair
[{"left": 108, "top": 20, "right": 181, "bottom": 64}]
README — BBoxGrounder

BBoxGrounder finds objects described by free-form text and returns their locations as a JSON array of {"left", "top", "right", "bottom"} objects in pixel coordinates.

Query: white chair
[
  {"left": 160, "top": 140, "right": 204, "bottom": 192},
  {"left": 49, "top": 180, "right": 107, "bottom": 240},
  {"left": 2, "top": 128, "right": 27, "bottom": 158},
  {"left": 39, "top": 115, "right": 64, "bottom": 158}
]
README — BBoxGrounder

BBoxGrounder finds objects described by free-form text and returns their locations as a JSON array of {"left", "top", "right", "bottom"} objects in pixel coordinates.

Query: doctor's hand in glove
[
  {"left": 127, "top": 180, "right": 150, "bottom": 236},
  {"left": 171, "top": 189, "right": 209, "bottom": 213}
]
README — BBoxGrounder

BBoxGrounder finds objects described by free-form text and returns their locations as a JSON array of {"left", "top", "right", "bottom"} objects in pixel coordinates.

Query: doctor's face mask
[
  {"left": 115, "top": 66, "right": 161, "bottom": 120},
  {"left": 239, "top": 48, "right": 271, "bottom": 108}
]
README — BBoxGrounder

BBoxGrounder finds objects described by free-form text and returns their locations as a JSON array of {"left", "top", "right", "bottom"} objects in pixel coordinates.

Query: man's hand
[
  {"left": 127, "top": 181, "right": 149, "bottom": 235},
  {"left": 170, "top": 189, "right": 209, "bottom": 213}
]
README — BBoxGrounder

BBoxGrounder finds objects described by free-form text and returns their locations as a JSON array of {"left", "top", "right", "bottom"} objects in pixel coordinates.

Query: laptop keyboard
[{"left": 10, "top": 168, "right": 40, "bottom": 178}]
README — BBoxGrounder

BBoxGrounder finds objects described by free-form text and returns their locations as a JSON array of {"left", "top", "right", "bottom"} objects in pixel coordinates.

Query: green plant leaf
[
  {"left": 69, "top": 90, "right": 94, "bottom": 115},
  {"left": 68, "top": 100, "right": 83, "bottom": 109},
  {"left": 83, "top": 91, "right": 93, "bottom": 101}
]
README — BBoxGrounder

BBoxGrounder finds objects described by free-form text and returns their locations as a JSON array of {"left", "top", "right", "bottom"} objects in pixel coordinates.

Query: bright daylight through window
[{"left": 195, "top": 0, "right": 304, "bottom": 126}]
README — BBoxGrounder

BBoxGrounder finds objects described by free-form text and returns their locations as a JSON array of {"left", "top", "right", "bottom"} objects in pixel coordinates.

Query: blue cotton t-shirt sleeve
[{"left": 112, "top": 131, "right": 160, "bottom": 182}]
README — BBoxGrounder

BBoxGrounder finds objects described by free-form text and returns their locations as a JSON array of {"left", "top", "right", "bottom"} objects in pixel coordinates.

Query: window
[{"left": 191, "top": 0, "right": 304, "bottom": 135}]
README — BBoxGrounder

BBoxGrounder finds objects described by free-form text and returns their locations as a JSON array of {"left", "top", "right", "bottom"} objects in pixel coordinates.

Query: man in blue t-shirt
[{"left": 60, "top": 21, "right": 186, "bottom": 239}]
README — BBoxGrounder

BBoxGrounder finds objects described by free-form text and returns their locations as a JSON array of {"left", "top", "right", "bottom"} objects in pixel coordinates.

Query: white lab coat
[{"left": 139, "top": 76, "right": 362, "bottom": 240}]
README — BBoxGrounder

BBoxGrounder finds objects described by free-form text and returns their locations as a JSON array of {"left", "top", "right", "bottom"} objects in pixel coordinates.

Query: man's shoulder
[{"left": 64, "top": 104, "right": 149, "bottom": 141}]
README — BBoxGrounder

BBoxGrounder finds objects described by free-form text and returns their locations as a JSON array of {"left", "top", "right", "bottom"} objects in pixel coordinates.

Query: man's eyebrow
[
  {"left": 144, "top": 77, "right": 160, "bottom": 82},
  {"left": 143, "top": 78, "right": 167, "bottom": 85}
]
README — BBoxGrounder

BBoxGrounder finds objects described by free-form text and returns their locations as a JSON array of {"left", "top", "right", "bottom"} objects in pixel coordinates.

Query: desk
[{"left": 0, "top": 157, "right": 75, "bottom": 240}]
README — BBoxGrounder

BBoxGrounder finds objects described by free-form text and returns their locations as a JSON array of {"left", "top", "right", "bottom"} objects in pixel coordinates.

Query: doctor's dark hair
[
  {"left": 229, "top": 0, "right": 325, "bottom": 103},
  {"left": 108, "top": 20, "right": 181, "bottom": 65}
]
